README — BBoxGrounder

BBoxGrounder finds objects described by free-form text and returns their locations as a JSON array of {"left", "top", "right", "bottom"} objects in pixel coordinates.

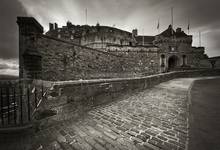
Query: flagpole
[
  {"left": 142, "top": 29, "right": 144, "bottom": 46},
  {"left": 188, "top": 17, "right": 190, "bottom": 34},
  {"left": 199, "top": 31, "right": 201, "bottom": 47},
  {"left": 171, "top": 7, "right": 174, "bottom": 37},
  {"left": 159, "top": 19, "right": 160, "bottom": 34},
  {"left": 171, "top": 7, "right": 174, "bottom": 28},
  {"left": 85, "top": 8, "right": 88, "bottom": 25}
]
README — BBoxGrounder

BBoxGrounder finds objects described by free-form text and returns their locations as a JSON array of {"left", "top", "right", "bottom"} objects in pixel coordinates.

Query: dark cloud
[
  {"left": 0, "top": 0, "right": 27, "bottom": 59},
  {"left": 0, "top": 63, "right": 17, "bottom": 70},
  {"left": 173, "top": 0, "right": 220, "bottom": 29},
  {"left": 0, "top": 64, "right": 9, "bottom": 70},
  {"left": 0, "top": 58, "right": 19, "bottom": 75},
  {"left": 0, "top": 0, "right": 220, "bottom": 58},
  {"left": 171, "top": 0, "right": 220, "bottom": 56}
]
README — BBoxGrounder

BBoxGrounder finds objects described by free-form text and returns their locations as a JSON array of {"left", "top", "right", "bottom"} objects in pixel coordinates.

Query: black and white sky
[{"left": 0, "top": 0, "right": 220, "bottom": 75}]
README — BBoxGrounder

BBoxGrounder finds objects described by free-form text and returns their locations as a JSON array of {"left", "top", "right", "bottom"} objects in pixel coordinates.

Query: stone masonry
[
  {"left": 0, "top": 78, "right": 194, "bottom": 150},
  {"left": 17, "top": 17, "right": 210, "bottom": 81},
  {"left": 17, "top": 17, "right": 160, "bottom": 81},
  {"left": 37, "top": 69, "right": 220, "bottom": 127}
]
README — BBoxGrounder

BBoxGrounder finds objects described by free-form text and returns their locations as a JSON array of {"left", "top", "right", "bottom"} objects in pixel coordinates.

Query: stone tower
[{"left": 17, "top": 17, "right": 44, "bottom": 79}]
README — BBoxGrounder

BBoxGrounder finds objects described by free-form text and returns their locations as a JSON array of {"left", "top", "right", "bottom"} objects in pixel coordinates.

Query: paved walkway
[
  {"left": 0, "top": 78, "right": 196, "bottom": 150},
  {"left": 188, "top": 77, "right": 220, "bottom": 150}
]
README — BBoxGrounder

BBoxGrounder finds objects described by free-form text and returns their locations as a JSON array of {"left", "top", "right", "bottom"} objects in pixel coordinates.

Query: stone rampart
[
  {"left": 36, "top": 34, "right": 159, "bottom": 81},
  {"left": 17, "top": 17, "right": 160, "bottom": 81},
  {"left": 37, "top": 69, "right": 220, "bottom": 127}
]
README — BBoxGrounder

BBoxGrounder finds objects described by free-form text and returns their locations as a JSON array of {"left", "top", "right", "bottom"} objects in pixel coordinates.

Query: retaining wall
[{"left": 36, "top": 69, "right": 220, "bottom": 128}]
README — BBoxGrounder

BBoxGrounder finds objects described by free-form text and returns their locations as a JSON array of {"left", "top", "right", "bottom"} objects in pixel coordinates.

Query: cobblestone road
[{"left": 0, "top": 78, "right": 195, "bottom": 150}]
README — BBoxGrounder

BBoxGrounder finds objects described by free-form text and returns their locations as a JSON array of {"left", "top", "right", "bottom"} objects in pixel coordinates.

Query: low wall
[{"left": 36, "top": 69, "right": 220, "bottom": 128}]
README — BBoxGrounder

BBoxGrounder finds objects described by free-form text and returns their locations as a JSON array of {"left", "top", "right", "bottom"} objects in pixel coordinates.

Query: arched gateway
[{"left": 168, "top": 55, "right": 179, "bottom": 70}]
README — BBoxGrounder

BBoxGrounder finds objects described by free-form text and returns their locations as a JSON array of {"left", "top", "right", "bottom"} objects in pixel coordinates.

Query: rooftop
[
  {"left": 135, "top": 36, "right": 155, "bottom": 44},
  {"left": 158, "top": 25, "right": 188, "bottom": 38}
]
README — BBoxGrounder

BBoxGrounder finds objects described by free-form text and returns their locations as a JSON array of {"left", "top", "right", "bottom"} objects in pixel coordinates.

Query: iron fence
[{"left": 0, "top": 80, "right": 46, "bottom": 127}]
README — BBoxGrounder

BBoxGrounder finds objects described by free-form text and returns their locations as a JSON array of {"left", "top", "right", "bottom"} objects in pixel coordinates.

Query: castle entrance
[{"left": 168, "top": 55, "right": 179, "bottom": 70}]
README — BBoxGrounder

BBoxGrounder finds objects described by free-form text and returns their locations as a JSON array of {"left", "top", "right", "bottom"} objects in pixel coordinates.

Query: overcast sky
[{"left": 0, "top": 0, "right": 220, "bottom": 75}]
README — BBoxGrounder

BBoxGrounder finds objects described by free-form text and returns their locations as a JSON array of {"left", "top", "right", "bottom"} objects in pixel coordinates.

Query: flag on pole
[
  {"left": 187, "top": 24, "right": 190, "bottom": 35},
  {"left": 157, "top": 19, "right": 160, "bottom": 34},
  {"left": 187, "top": 17, "right": 190, "bottom": 34},
  {"left": 157, "top": 19, "right": 160, "bottom": 30}
]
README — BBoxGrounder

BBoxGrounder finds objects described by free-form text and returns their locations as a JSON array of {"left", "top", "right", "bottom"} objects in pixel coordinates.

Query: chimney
[
  {"left": 176, "top": 28, "right": 182, "bottom": 33},
  {"left": 54, "top": 23, "right": 58, "bottom": 29},
  {"left": 132, "top": 29, "right": 138, "bottom": 37},
  {"left": 49, "top": 23, "right": 54, "bottom": 31}
]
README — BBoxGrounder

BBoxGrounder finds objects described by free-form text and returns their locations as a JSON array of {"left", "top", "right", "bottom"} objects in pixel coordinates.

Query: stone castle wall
[
  {"left": 154, "top": 37, "right": 192, "bottom": 53},
  {"left": 17, "top": 17, "right": 215, "bottom": 81},
  {"left": 46, "top": 22, "right": 135, "bottom": 50},
  {"left": 199, "top": 58, "right": 220, "bottom": 69},
  {"left": 81, "top": 26, "right": 134, "bottom": 49},
  {"left": 153, "top": 27, "right": 206, "bottom": 69},
  {"left": 17, "top": 17, "right": 161, "bottom": 81},
  {"left": 38, "top": 69, "right": 220, "bottom": 127},
  {"left": 35, "top": 35, "right": 160, "bottom": 81}
]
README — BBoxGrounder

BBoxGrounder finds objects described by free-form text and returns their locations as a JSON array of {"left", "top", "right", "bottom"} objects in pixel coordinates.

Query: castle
[
  {"left": 46, "top": 21, "right": 206, "bottom": 71},
  {"left": 17, "top": 17, "right": 207, "bottom": 81}
]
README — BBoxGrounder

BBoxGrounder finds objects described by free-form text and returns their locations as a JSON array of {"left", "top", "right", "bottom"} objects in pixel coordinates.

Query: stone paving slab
[{"left": 0, "top": 78, "right": 196, "bottom": 150}]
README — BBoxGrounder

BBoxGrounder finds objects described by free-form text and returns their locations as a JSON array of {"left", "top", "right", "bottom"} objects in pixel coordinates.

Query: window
[
  {"left": 113, "top": 37, "right": 116, "bottom": 42},
  {"left": 120, "top": 39, "right": 123, "bottom": 45},
  {"left": 182, "top": 55, "right": 187, "bottom": 66},
  {"left": 161, "top": 54, "right": 165, "bottom": 67},
  {"left": 169, "top": 46, "right": 175, "bottom": 51}
]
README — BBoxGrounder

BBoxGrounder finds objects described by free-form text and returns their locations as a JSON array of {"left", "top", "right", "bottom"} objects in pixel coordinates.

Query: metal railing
[{"left": 0, "top": 80, "right": 47, "bottom": 128}]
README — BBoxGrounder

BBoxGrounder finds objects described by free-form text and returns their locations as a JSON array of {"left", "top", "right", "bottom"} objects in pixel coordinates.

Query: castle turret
[
  {"left": 49, "top": 23, "right": 54, "bottom": 31},
  {"left": 176, "top": 28, "right": 182, "bottom": 33},
  {"left": 54, "top": 23, "right": 58, "bottom": 29},
  {"left": 132, "top": 29, "right": 138, "bottom": 37},
  {"left": 67, "top": 21, "right": 72, "bottom": 28}
]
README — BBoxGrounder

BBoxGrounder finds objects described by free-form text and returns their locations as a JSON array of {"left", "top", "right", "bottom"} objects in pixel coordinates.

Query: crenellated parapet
[
  {"left": 46, "top": 21, "right": 135, "bottom": 49},
  {"left": 153, "top": 25, "right": 193, "bottom": 53},
  {"left": 154, "top": 36, "right": 192, "bottom": 45}
]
